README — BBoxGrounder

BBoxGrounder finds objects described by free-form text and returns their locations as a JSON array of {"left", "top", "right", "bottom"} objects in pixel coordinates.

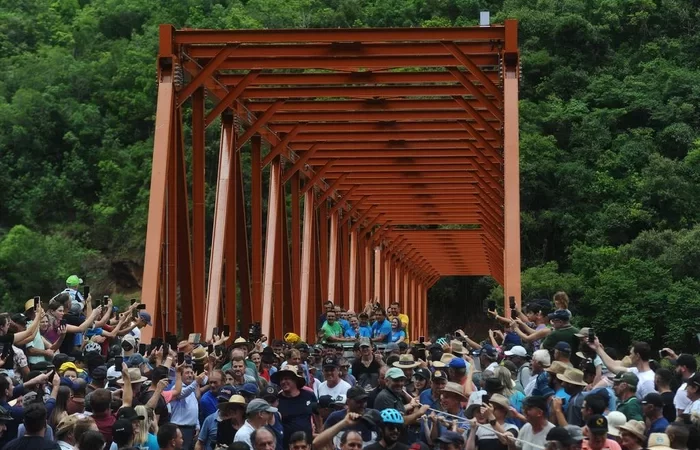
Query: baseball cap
[
  {"left": 613, "top": 372, "right": 639, "bottom": 387},
  {"left": 11, "top": 313, "right": 26, "bottom": 327},
  {"left": 121, "top": 335, "right": 137, "bottom": 350},
  {"left": 138, "top": 311, "right": 152, "bottom": 326},
  {"left": 91, "top": 365, "right": 108, "bottom": 380},
  {"left": 347, "top": 386, "right": 369, "bottom": 401},
  {"left": 56, "top": 414, "right": 81, "bottom": 437},
  {"left": 432, "top": 370, "right": 447, "bottom": 381},
  {"left": 548, "top": 310, "right": 571, "bottom": 321},
  {"left": 318, "top": 395, "right": 335, "bottom": 408},
  {"left": 586, "top": 415, "right": 609, "bottom": 435},
  {"left": 546, "top": 427, "right": 577, "bottom": 445},
  {"left": 66, "top": 275, "right": 83, "bottom": 286},
  {"left": 359, "top": 337, "right": 371, "bottom": 347},
  {"left": 262, "top": 385, "right": 278, "bottom": 401},
  {"left": 0, "top": 406, "right": 13, "bottom": 422},
  {"left": 240, "top": 383, "right": 259, "bottom": 396},
  {"left": 323, "top": 356, "right": 339, "bottom": 368},
  {"left": 437, "top": 431, "right": 465, "bottom": 446},
  {"left": 117, "top": 407, "right": 145, "bottom": 421},
  {"left": 246, "top": 399, "right": 278, "bottom": 415},
  {"left": 32, "top": 361, "right": 55, "bottom": 372},
  {"left": 564, "top": 425, "right": 585, "bottom": 442},
  {"left": 504, "top": 346, "right": 528, "bottom": 358},
  {"left": 216, "top": 385, "right": 237, "bottom": 402},
  {"left": 53, "top": 353, "right": 76, "bottom": 368},
  {"left": 413, "top": 368, "right": 431, "bottom": 380},
  {"left": 112, "top": 419, "right": 133, "bottom": 443},
  {"left": 385, "top": 367, "right": 407, "bottom": 380},
  {"left": 448, "top": 357, "right": 466, "bottom": 369},
  {"left": 675, "top": 354, "right": 696, "bottom": 369},
  {"left": 477, "top": 344, "right": 498, "bottom": 360},
  {"left": 385, "top": 342, "right": 399, "bottom": 353},
  {"left": 642, "top": 393, "right": 664, "bottom": 408},
  {"left": 554, "top": 341, "right": 571, "bottom": 353}
]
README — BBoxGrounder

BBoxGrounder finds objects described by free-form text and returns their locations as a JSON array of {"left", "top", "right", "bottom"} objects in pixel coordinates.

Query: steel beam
[
  {"left": 299, "top": 189, "right": 314, "bottom": 340},
  {"left": 262, "top": 159, "right": 281, "bottom": 337}
]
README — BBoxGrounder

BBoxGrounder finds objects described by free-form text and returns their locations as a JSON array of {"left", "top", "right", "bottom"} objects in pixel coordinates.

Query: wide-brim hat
[
  {"left": 192, "top": 347, "right": 208, "bottom": 361},
  {"left": 545, "top": 361, "right": 569, "bottom": 375},
  {"left": 270, "top": 365, "right": 305, "bottom": 388},
  {"left": 488, "top": 393, "right": 511, "bottom": 410},
  {"left": 619, "top": 420, "right": 647, "bottom": 442},
  {"left": 116, "top": 368, "right": 148, "bottom": 385},
  {"left": 648, "top": 433, "right": 674, "bottom": 450},
  {"left": 432, "top": 353, "right": 455, "bottom": 368},
  {"left": 441, "top": 381, "right": 468, "bottom": 402},
  {"left": 232, "top": 337, "right": 254, "bottom": 350},
  {"left": 393, "top": 354, "right": 420, "bottom": 369},
  {"left": 450, "top": 340, "right": 465, "bottom": 355},
  {"left": 557, "top": 368, "right": 587, "bottom": 386},
  {"left": 217, "top": 394, "right": 247, "bottom": 410}
]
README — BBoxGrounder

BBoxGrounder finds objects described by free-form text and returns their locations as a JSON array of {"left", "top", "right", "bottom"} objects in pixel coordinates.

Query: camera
[{"left": 249, "top": 322, "right": 262, "bottom": 342}]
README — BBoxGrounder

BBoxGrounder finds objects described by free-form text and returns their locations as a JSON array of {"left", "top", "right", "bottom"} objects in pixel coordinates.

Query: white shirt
[
  {"left": 684, "top": 398, "right": 700, "bottom": 417},
  {"left": 234, "top": 421, "right": 256, "bottom": 447},
  {"left": 629, "top": 367, "right": 656, "bottom": 399},
  {"left": 314, "top": 379, "right": 351, "bottom": 404},
  {"left": 674, "top": 374, "right": 695, "bottom": 412},
  {"left": 516, "top": 421, "right": 555, "bottom": 450},
  {"left": 485, "top": 362, "right": 499, "bottom": 373},
  {"left": 130, "top": 326, "right": 142, "bottom": 340}
]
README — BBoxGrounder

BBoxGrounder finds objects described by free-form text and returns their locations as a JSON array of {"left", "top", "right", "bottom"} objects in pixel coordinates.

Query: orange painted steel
[{"left": 141, "top": 22, "right": 520, "bottom": 340}]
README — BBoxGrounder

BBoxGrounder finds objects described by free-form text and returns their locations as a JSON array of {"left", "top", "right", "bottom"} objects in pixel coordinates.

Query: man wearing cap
[
  {"left": 551, "top": 368, "right": 588, "bottom": 427},
  {"left": 582, "top": 415, "right": 622, "bottom": 450},
  {"left": 475, "top": 344, "right": 500, "bottom": 374},
  {"left": 554, "top": 342, "right": 574, "bottom": 368},
  {"left": 374, "top": 368, "right": 409, "bottom": 413},
  {"left": 541, "top": 310, "right": 580, "bottom": 358},
  {"left": 511, "top": 396, "right": 555, "bottom": 450},
  {"left": 314, "top": 356, "right": 351, "bottom": 404},
  {"left": 197, "top": 392, "right": 246, "bottom": 450},
  {"left": 419, "top": 370, "right": 448, "bottom": 410},
  {"left": 447, "top": 357, "right": 476, "bottom": 398},
  {"left": 234, "top": 399, "right": 278, "bottom": 448},
  {"left": 642, "top": 393, "right": 670, "bottom": 435},
  {"left": 665, "top": 351, "right": 698, "bottom": 416},
  {"left": 437, "top": 430, "right": 464, "bottom": 450},
  {"left": 128, "top": 310, "right": 152, "bottom": 341},
  {"left": 63, "top": 275, "right": 86, "bottom": 306},
  {"left": 588, "top": 340, "right": 656, "bottom": 400},
  {"left": 504, "top": 346, "right": 532, "bottom": 392},
  {"left": 323, "top": 385, "right": 377, "bottom": 446},
  {"left": 613, "top": 372, "right": 643, "bottom": 421},
  {"left": 545, "top": 427, "right": 580, "bottom": 450},
  {"left": 351, "top": 337, "right": 382, "bottom": 390}
]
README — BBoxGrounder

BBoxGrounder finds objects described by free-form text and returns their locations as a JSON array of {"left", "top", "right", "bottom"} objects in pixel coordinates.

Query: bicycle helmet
[{"left": 380, "top": 408, "right": 404, "bottom": 425}]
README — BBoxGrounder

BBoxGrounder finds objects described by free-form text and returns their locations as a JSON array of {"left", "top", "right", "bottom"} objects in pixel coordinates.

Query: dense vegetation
[{"left": 1, "top": 0, "right": 699, "bottom": 350}]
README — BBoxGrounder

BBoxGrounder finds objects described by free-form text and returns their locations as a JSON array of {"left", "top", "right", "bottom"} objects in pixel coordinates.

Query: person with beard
[
  {"left": 352, "top": 338, "right": 381, "bottom": 390},
  {"left": 654, "top": 368, "right": 677, "bottom": 422},
  {"left": 364, "top": 409, "right": 410, "bottom": 450},
  {"left": 419, "top": 370, "right": 448, "bottom": 410},
  {"left": 318, "top": 386, "right": 378, "bottom": 448},
  {"left": 196, "top": 393, "right": 246, "bottom": 450}
]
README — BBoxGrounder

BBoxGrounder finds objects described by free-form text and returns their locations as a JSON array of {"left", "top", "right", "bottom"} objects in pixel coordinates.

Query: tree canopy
[{"left": 1, "top": 0, "right": 699, "bottom": 350}]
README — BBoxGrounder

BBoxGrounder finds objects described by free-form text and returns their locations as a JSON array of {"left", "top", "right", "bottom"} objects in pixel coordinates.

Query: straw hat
[
  {"left": 545, "top": 361, "right": 569, "bottom": 375},
  {"left": 450, "top": 340, "right": 465, "bottom": 355},
  {"left": 393, "top": 354, "right": 420, "bottom": 369},
  {"left": 192, "top": 346, "right": 208, "bottom": 361},
  {"left": 648, "top": 433, "right": 674, "bottom": 450},
  {"left": 270, "top": 364, "right": 306, "bottom": 389},
  {"left": 233, "top": 337, "right": 254, "bottom": 350},
  {"left": 116, "top": 368, "right": 148, "bottom": 385},
  {"left": 217, "top": 394, "right": 247, "bottom": 410},
  {"left": 432, "top": 353, "right": 456, "bottom": 368},
  {"left": 556, "top": 368, "right": 587, "bottom": 386},
  {"left": 618, "top": 420, "right": 647, "bottom": 442},
  {"left": 441, "top": 382, "right": 468, "bottom": 401},
  {"left": 606, "top": 411, "right": 627, "bottom": 437},
  {"left": 488, "top": 393, "right": 511, "bottom": 410}
]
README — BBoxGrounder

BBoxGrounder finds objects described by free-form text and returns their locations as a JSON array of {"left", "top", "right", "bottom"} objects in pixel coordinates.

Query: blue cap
[
  {"left": 240, "top": 382, "right": 259, "bottom": 395},
  {"left": 218, "top": 385, "right": 236, "bottom": 399},
  {"left": 478, "top": 344, "right": 498, "bottom": 359},
  {"left": 139, "top": 311, "right": 152, "bottom": 326},
  {"left": 448, "top": 357, "right": 466, "bottom": 369},
  {"left": 437, "top": 431, "right": 465, "bottom": 446},
  {"left": 554, "top": 341, "right": 571, "bottom": 353},
  {"left": 548, "top": 310, "right": 571, "bottom": 321}
]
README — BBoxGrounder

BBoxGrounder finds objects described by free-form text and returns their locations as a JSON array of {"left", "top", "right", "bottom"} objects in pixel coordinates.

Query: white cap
[
  {"left": 532, "top": 349, "right": 551, "bottom": 367},
  {"left": 504, "top": 346, "right": 528, "bottom": 357}
]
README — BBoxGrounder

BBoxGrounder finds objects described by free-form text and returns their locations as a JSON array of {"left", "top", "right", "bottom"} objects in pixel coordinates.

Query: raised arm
[
  {"left": 590, "top": 338, "right": 626, "bottom": 374},
  {"left": 13, "top": 307, "right": 43, "bottom": 345}
]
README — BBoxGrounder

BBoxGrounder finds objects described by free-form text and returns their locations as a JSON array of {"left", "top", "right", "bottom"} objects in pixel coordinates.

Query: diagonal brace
[
  {"left": 263, "top": 124, "right": 306, "bottom": 167},
  {"left": 339, "top": 197, "right": 370, "bottom": 227},
  {"left": 178, "top": 45, "right": 238, "bottom": 105},
  {"left": 444, "top": 42, "right": 504, "bottom": 103},
  {"left": 315, "top": 175, "right": 349, "bottom": 206},
  {"left": 205, "top": 70, "right": 261, "bottom": 127},
  {"left": 236, "top": 100, "right": 285, "bottom": 149},
  {"left": 281, "top": 143, "right": 320, "bottom": 184},
  {"left": 300, "top": 160, "right": 336, "bottom": 195},
  {"left": 447, "top": 67, "right": 502, "bottom": 121}
]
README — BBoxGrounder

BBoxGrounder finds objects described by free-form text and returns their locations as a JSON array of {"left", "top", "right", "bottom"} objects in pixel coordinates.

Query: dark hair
[
  {"left": 49, "top": 386, "right": 72, "bottom": 429},
  {"left": 632, "top": 342, "right": 652, "bottom": 361},
  {"left": 340, "top": 430, "right": 363, "bottom": 444},
  {"left": 583, "top": 394, "right": 607, "bottom": 415},
  {"left": 78, "top": 429, "right": 105, "bottom": 450},
  {"left": 23, "top": 403, "right": 47, "bottom": 434},
  {"left": 374, "top": 308, "right": 386, "bottom": 316},
  {"left": 667, "top": 423, "right": 690, "bottom": 448},
  {"left": 359, "top": 313, "right": 369, "bottom": 320},
  {"left": 0, "top": 376, "right": 10, "bottom": 401},
  {"left": 72, "top": 378, "right": 88, "bottom": 397},
  {"left": 228, "top": 443, "right": 251, "bottom": 450},
  {"left": 655, "top": 368, "right": 674, "bottom": 388},
  {"left": 151, "top": 365, "right": 169, "bottom": 382},
  {"left": 252, "top": 427, "right": 276, "bottom": 446},
  {"left": 157, "top": 423, "right": 180, "bottom": 447},
  {"left": 90, "top": 388, "right": 112, "bottom": 413},
  {"left": 289, "top": 431, "right": 309, "bottom": 444}
]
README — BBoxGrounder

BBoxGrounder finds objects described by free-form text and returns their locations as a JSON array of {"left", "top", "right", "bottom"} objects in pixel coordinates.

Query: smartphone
[
  {"left": 84, "top": 286, "right": 90, "bottom": 297},
  {"left": 189, "top": 333, "right": 201, "bottom": 344},
  {"left": 509, "top": 296, "right": 516, "bottom": 310},
  {"left": 130, "top": 298, "right": 137, "bottom": 305},
  {"left": 659, "top": 349, "right": 670, "bottom": 358},
  {"left": 177, "top": 352, "right": 185, "bottom": 365},
  {"left": 163, "top": 343, "right": 170, "bottom": 355},
  {"left": 139, "top": 343, "right": 147, "bottom": 355},
  {"left": 114, "top": 356, "right": 123, "bottom": 368},
  {"left": 60, "top": 319, "right": 66, "bottom": 327},
  {"left": 168, "top": 335, "right": 178, "bottom": 350},
  {"left": 208, "top": 344, "right": 214, "bottom": 354},
  {"left": 33, "top": 296, "right": 40, "bottom": 310},
  {"left": 136, "top": 304, "right": 146, "bottom": 310},
  {"left": 419, "top": 336, "right": 425, "bottom": 343},
  {"left": 47, "top": 369, "right": 56, "bottom": 380},
  {"left": 213, "top": 327, "right": 219, "bottom": 336},
  {"left": 222, "top": 325, "right": 230, "bottom": 336},
  {"left": 588, "top": 328, "right": 595, "bottom": 343},
  {"left": 488, "top": 300, "right": 497, "bottom": 312},
  {"left": 152, "top": 338, "right": 163, "bottom": 349}
]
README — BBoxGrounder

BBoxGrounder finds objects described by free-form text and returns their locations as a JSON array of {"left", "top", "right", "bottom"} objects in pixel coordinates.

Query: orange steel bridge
[{"left": 140, "top": 22, "right": 521, "bottom": 343}]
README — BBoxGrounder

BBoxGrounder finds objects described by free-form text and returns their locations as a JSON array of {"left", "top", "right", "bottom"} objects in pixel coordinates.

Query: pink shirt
[{"left": 582, "top": 439, "right": 622, "bottom": 450}]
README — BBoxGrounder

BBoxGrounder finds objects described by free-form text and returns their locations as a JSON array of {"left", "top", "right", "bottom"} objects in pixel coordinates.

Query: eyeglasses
[{"left": 384, "top": 424, "right": 403, "bottom": 431}]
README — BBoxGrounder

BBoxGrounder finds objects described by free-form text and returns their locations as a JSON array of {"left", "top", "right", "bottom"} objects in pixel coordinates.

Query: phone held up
[{"left": 588, "top": 328, "right": 595, "bottom": 343}]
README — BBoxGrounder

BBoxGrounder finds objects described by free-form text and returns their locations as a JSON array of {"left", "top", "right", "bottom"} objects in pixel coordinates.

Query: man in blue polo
[{"left": 370, "top": 308, "right": 391, "bottom": 344}]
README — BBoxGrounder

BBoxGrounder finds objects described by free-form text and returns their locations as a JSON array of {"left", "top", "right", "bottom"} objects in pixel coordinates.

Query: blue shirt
[
  {"left": 199, "top": 391, "right": 219, "bottom": 424},
  {"left": 389, "top": 330, "right": 406, "bottom": 343},
  {"left": 649, "top": 416, "right": 669, "bottom": 434},
  {"left": 169, "top": 381, "right": 200, "bottom": 426},
  {"left": 419, "top": 388, "right": 440, "bottom": 409},
  {"left": 267, "top": 413, "right": 284, "bottom": 450},
  {"left": 198, "top": 412, "right": 221, "bottom": 450},
  {"left": 339, "top": 319, "right": 350, "bottom": 333},
  {"left": 371, "top": 319, "right": 392, "bottom": 343},
  {"left": 533, "top": 372, "right": 554, "bottom": 398},
  {"left": 503, "top": 331, "right": 522, "bottom": 346}
]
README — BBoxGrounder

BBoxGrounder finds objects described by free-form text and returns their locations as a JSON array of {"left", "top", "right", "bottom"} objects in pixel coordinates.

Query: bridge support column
[{"left": 299, "top": 189, "right": 314, "bottom": 341}]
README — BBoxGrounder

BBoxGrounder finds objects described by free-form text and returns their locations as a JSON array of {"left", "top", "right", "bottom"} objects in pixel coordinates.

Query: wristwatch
[{"left": 489, "top": 419, "right": 497, "bottom": 426}]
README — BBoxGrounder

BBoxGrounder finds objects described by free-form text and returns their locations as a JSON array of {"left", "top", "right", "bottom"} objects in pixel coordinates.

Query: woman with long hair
[
  {"left": 493, "top": 366, "right": 526, "bottom": 426},
  {"left": 44, "top": 294, "right": 100, "bottom": 344},
  {"left": 388, "top": 318, "right": 406, "bottom": 343},
  {"left": 48, "top": 386, "right": 71, "bottom": 430},
  {"left": 133, "top": 405, "right": 159, "bottom": 450}
]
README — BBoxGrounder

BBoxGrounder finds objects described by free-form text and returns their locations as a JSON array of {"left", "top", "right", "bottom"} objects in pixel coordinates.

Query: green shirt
[
  {"left": 618, "top": 396, "right": 643, "bottom": 421},
  {"left": 541, "top": 325, "right": 580, "bottom": 354},
  {"left": 321, "top": 321, "right": 343, "bottom": 341}
]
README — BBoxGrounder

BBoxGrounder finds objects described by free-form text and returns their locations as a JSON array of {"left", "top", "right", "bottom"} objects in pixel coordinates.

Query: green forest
[{"left": 1, "top": 0, "right": 699, "bottom": 350}]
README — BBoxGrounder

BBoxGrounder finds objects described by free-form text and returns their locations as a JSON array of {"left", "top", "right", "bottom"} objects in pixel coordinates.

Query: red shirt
[{"left": 92, "top": 410, "right": 116, "bottom": 445}]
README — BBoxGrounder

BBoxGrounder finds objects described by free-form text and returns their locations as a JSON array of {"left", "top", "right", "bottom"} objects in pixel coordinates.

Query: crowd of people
[{"left": 0, "top": 280, "right": 698, "bottom": 450}]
